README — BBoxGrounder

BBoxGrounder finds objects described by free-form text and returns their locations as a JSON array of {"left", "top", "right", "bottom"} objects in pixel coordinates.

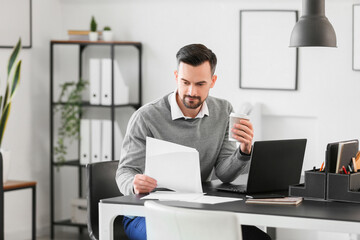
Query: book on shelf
[
  {"left": 67, "top": 30, "right": 102, "bottom": 40},
  {"left": 245, "top": 197, "right": 303, "bottom": 205}
]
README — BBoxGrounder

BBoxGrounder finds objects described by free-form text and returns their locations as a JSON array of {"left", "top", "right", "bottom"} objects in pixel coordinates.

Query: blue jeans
[
  {"left": 122, "top": 216, "right": 271, "bottom": 240},
  {"left": 123, "top": 216, "right": 147, "bottom": 240}
]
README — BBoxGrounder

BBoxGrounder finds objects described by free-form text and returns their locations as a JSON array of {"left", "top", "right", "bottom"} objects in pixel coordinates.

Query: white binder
[
  {"left": 101, "top": 58, "right": 129, "bottom": 105},
  {"left": 114, "top": 60, "right": 129, "bottom": 105},
  {"left": 101, "top": 119, "right": 124, "bottom": 161},
  {"left": 101, "top": 59, "right": 112, "bottom": 105},
  {"left": 80, "top": 119, "right": 91, "bottom": 165},
  {"left": 89, "top": 58, "right": 101, "bottom": 105},
  {"left": 101, "top": 120, "right": 112, "bottom": 162},
  {"left": 91, "top": 119, "right": 102, "bottom": 163}
]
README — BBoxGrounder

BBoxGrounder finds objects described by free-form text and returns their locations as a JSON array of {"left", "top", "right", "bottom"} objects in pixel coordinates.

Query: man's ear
[
  {"left": 174, "top": 70, "right": 178, "bottom": 83},
  {"left": 210, "top": 75, "right": 217, "bottom": 88}
]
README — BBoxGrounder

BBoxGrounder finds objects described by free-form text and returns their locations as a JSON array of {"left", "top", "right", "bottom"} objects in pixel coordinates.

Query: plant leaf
[
  {"left": 0, "top": 95, "right": 3, "bottom": 114},
  {"left": 0, "top": 102, "right": 11, "bottom": 147},
  {"left": 2, "top": 82, "right": 9, "bottom": 114},
  {"left": 7, "top": 38, "right": 21, "bottom": 76},
  {"left": 10, "top": 60, "right": 22, "bottom": 98}
]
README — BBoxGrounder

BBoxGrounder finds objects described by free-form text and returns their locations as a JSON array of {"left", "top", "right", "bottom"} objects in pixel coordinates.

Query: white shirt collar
[{"left": 168, "top": 89, "right": 209, "bottom": 120}]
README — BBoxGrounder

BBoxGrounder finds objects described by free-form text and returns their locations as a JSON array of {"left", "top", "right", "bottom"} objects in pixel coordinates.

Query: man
[{"left": 116, "top": 44, "right": 271, "bottom": 240}]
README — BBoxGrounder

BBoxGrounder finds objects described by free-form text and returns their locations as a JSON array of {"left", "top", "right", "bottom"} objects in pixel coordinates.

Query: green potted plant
[
  {"left": 54, "top": 79, "right": 87, "bottom": 165},
  {"left": 0, "top": 39, "right": 22, "bottom": 183},
  {"left": 103, "top": 26, "right": 113, "bottom": 41},
  {"left": 89, "top": 16, "right": 98, "bottom": 41}
]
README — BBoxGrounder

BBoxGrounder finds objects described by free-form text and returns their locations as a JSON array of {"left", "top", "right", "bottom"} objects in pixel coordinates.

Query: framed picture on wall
[
  {"left": 0, "top": 0, "right": 32, "bottom": 48},
  {"left": 239, "top": 10, "right": 298, "bottom": 90},
  {"left": 353, "top": 4, "right": 360, "bottom": 71}
]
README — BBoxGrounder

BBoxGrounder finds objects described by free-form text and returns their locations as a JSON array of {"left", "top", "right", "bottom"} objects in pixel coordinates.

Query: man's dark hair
[{"left": 176, "top": 44, "right": 217, "bottom": 75}]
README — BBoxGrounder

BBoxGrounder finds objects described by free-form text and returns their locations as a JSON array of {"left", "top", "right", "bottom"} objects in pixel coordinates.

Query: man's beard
[{"left": 182, "top": 95, "right": 203, "bottom": 109}]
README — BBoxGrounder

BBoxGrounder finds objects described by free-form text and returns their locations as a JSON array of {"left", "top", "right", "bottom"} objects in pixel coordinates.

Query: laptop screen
[{"left": 246, "top": 139, "right": 307, "bottom": 193}]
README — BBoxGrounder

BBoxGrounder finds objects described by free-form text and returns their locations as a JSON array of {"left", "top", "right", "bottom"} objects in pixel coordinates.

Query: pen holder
[
  {"left": 327, "top": 172, "right": 360, "bottom": 203},
  {"left": 289, "top": 169, "right": 327, "bottom": 200}
]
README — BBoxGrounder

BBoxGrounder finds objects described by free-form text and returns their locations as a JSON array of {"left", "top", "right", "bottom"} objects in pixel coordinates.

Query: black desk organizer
[
  {"left": 290, "top": 139, "right": 360, "bottom": 203},
  {"left": 327, "top": 172, "right": 360, "bottom": 203},
  {"left": 289, "top": 169, "right": 327, "bottom": 200}
]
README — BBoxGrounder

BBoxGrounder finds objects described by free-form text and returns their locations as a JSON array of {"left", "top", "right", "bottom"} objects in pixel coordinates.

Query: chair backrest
[
  {"left": 87, "top": 160, "right": 126, "bottom": 240},
  {"left": 145, "top": 201, "right": 242, "bottom": 240}
]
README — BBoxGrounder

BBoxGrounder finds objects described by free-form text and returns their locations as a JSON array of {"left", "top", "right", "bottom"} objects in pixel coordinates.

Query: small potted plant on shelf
[
  {"left": 0, "top": 39, "right": 22, "bottom": 183},
  {"left": 89, "top": 16, "right": 98, "bottom": 41},
  {"left": 102, "top": 26, "right": 113, "bottom": 41}
]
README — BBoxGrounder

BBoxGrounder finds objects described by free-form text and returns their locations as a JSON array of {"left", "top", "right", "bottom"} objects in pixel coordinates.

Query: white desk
[{"left": 99, "top": 183, "right": 360, "bottom": 240}]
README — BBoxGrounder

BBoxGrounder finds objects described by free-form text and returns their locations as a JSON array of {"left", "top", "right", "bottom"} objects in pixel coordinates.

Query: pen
[
  {"left": 348, "top": 165, "right": 353, "bottom": 173},
  {"left": 319, "top": 162, "right": 324, "bottom": 171},
  {"left": 342, "top": 166, "right": 348, "bottom": 175}
]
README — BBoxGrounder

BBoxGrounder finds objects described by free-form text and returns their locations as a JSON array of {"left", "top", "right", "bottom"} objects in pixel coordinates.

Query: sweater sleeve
[
  {"left": 115, "top": 111, "right": 151, "bottom": 195},
  {"left": 214, "top": 104, "right": 251, "bottom": 183}
]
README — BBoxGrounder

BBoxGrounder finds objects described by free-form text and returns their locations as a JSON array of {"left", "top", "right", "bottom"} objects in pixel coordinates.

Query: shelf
[
  {"left": 50, "top": 38, "right": 142, "bottom": 238},
  {"left": 53, "top": 160, "right": 85, "bottom": 167},
  {"left": 52, "top": 101, "right": 140, "bottom": 109},
  {"left": 53, "top": 219, "right": 87, "bottom": 228},
  {"left": 51, "top": 40, "right": 141, "bottom": 48}
]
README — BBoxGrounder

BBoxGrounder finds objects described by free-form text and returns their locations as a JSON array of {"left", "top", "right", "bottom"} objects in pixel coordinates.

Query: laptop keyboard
[{"left": 216, "top": 185, "right": 247, "bottom": 193}]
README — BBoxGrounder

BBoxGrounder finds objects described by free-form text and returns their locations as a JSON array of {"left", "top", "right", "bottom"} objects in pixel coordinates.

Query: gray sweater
[{"left": 116, "top": 93, "right": 250, "bottom": 195}]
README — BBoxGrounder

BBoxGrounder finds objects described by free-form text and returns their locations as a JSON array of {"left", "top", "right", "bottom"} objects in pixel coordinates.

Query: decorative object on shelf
[
  {"left": 290, "top": 0, "right": 336, "bottom": 47},
  {"left": 353, "top": 4, "right": 360, "bottom": 71},
  {"left": 89, "top": 16, "right": 98, "bottom": 41},
  {"left": 68, "top": 30, "right": 90, "bottom": 41},
  {"left": 68, "top": 30, "right": 102, "bottom": 41},
  {"left": 0, "top": 38, "right": 22, "bottom": 183},
  {"left": 102, "top": 26, "right": 113, "bottom": 41},
  {"left": 54, "top": 79, "right": 87, "bottom": 164},
  {"left": 240, "top": 10, "right": 298, "bottom": 91}
]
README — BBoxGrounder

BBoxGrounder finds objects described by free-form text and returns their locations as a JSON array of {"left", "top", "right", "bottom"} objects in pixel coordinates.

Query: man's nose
[{"left": 187, "top": 85, "right": 196, "bottom": 96}]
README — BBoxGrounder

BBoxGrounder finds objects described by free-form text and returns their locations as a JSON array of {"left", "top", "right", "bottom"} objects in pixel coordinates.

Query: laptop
[{"left": 216, "top": 139, "right": 307, "bottom": 194}]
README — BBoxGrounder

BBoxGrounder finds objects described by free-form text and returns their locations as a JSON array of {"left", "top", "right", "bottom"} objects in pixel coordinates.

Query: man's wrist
[{"left": 239, "top": 147, "right": 252, "bottom": 156}]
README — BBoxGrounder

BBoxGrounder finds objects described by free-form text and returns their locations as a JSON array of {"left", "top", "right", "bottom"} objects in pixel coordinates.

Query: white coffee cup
[{"left": 229, "top": 113, "right": 250, "bottom": 141}]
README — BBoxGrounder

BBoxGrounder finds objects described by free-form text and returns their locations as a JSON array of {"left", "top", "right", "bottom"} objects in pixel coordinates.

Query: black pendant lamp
[{"left": 290, "top": 0, "right": 337, "bottom": 47}]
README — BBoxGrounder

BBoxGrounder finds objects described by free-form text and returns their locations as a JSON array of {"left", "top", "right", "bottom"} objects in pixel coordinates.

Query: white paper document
[
  {"left": 141, "top": 191, "right": 204, "bottom": 201},
  {"left": 141, "top": 191, "right": 242, "bottom": 204},
  {"left": 144, "top": 137, "right": 203, "bottom": 193},
  {"left": 191, "top": 196, "right": 242, "bottom": 204}
]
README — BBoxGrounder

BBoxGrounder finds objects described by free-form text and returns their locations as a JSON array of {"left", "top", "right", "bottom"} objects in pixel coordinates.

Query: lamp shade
[{"left": 290, "top": 0, "right": 337, "bottom": 47}]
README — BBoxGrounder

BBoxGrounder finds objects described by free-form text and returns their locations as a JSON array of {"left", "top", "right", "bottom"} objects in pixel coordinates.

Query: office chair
[
  {"left": 87, "top": 160, "right": 129, "bottom": 240},
  {"left": 145, "top": 200, "right": 242, "bottom": 240}
]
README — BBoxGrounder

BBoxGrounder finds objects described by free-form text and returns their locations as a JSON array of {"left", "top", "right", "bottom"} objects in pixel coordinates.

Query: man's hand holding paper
[{"left": 133, "top": 174, "right": 157, "bottom": 194}]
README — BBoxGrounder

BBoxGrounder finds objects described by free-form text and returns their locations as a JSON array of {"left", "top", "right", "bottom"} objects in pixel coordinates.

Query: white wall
[
  {"left": 0, "top": 0, "right": 64, "bottom": 238},
  {"left": 0, "top": 0, "right": 360, "bottom": 239}
]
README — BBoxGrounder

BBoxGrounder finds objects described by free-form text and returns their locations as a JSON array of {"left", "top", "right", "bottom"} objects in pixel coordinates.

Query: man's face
[{"left": 174, "top": 61, "right": 217, "bottom": 110}]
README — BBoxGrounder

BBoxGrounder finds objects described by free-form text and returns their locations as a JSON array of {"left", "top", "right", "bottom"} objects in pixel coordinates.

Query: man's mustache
[{"left": 185, "top": 95, "right": 201, "bottom": 100}]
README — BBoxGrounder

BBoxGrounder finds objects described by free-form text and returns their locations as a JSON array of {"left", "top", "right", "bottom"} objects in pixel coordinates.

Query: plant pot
[
  {"left": 103, "top": 31, "right": 113, "bottom": 41},
  {"left": 1, "top": 149, "right": 10, "bottom": 183},
  {"left": 89, "top": 32, "right": 98, "bottom": 41}
]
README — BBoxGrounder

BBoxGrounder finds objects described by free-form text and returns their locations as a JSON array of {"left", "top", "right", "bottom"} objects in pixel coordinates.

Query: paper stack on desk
[{"left": 145, "top": 137, "right": 203, "bottom": 193}]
